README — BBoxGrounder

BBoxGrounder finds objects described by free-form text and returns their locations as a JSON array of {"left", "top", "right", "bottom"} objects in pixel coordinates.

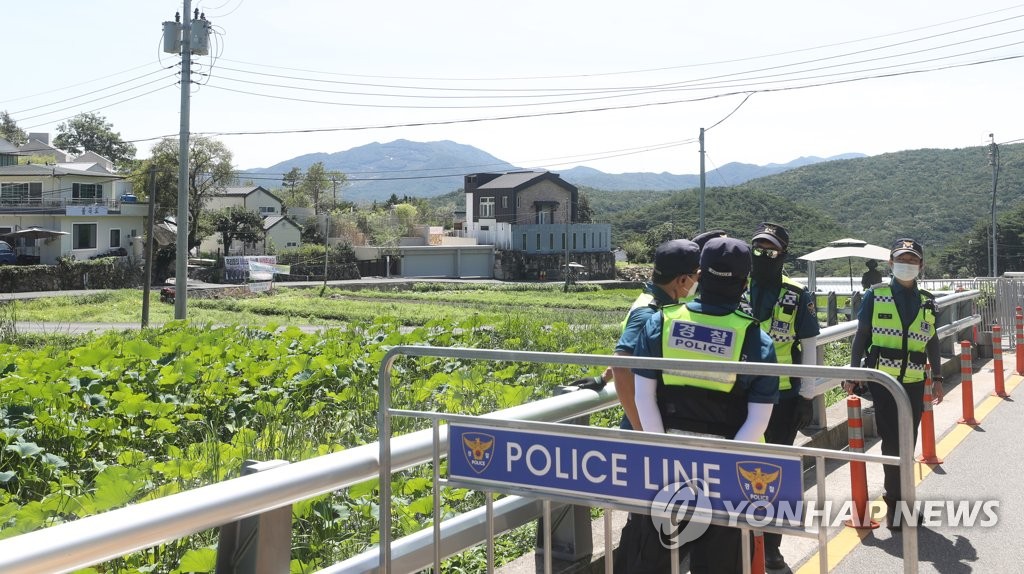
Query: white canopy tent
[{"left": 798, "top": 238, "right": 889, "bottom": 292}]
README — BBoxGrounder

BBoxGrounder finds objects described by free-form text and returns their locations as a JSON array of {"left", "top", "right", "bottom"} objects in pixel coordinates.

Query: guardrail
[{"left": 0, "top": 290, "right": 983, "bottom": 573}]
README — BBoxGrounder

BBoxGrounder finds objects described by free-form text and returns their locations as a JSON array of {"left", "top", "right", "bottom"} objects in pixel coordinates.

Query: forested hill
[
  {"left": 731, "top": 144, "right": 1024, "bottom": 251},
  {"left": 586, "top": 143, "right": 1024, "bottom": 265}
]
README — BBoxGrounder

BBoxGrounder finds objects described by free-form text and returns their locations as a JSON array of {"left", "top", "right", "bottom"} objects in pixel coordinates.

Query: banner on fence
[{"left": 222, "top": 256, "right": 290, "bottom": 281}]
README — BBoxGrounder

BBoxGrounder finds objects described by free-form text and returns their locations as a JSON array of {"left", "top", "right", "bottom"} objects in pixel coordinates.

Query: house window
[
  {"left": 109, "top": 229, "right": 121, "bottom": 248},
  {"left": 260, "top": 206, "right": 276, "bottom": 214},
  {"left": 479, "top": 196, "right": 495, "bottom": 218},
  {"left": 502, "top": 196, "right": 508, "bottom": 209},
  {"left": 516, "top": 195, "right": 521, "bottom": 208},
  {"left": 0, "top": 182, "right": 40, "bottom": 203},
  {"left": 286, "top": 242, "right": 298, "bottom": 247},
  {"left": 130, "top": 229, "right": 137, "bottom": 238},
  {"left": 73, "top": 223, "right": 98, "bottom": 250},
  {"left": 72, "top": 183, "right": 103, "bottom": 201},
  {"left": 537, "top": 210, "right": 550, "bottom": 224}
]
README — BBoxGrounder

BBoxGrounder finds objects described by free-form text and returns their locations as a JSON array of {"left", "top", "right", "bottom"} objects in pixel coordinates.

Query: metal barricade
[{"left": 377, "top": 346, "right": 920, "bottom": 574}]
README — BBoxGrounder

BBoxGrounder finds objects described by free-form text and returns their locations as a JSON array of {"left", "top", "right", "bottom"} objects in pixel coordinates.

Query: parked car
[{"left": 0, "top": 241, "right": 16, "bottom": 265}]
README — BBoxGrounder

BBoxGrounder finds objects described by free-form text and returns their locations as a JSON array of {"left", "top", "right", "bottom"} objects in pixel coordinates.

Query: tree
[
  {"left": 577, "top": 192, "right": 594, "bottom": 223},
  {"left": 302, "top": 162, "right": 330, "bottom": 214},
  {"left": 53, "top": 113, "right": 136, "bottom": 170},
  {"left": 0, "top": 111, "right": 27, "bottom": 146},
  {"left": 281, "top": 167, "right": 303, "bottom": 208},
  {"left": 131, "top": 136, "right": 235, "bottom": 251},
  {"left": 203, "top": 206, "right": 265, "bottom": 255}
]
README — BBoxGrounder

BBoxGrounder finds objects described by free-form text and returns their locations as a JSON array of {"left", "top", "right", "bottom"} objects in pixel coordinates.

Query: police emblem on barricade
[
  {"left": 736, "top": 461, "right": 783, "bottom": 503},
  {"left": 462, "top": 433, "right": 496, "bottom": 474}
]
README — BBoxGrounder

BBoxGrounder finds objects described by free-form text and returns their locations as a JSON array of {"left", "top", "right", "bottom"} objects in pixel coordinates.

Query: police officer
[
  {"left": 611, "top": 239, "right": 702, "bottom": 430},
  {"left": 844, "top": 238, "right": 943, "bottom": 529},
  {"left": 861, "top": 260, "right": 883, "bottom": 290},
  {"left": 630, "top": 237, "right": 779, "bottom": 573},
  {"left": 747, "top": 222, "right": 819, "bottom": 571}
]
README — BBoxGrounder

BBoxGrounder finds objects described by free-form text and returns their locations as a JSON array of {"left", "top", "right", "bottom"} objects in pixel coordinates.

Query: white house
[
  {"left": 205, "top": 186, "right": 284, "bottom": 217},
  {"left": 0, "top": 138, "right": 147, "bottom": 264},
  {"left": 199, "top": 185, "right": 303, "bottom": 255}
]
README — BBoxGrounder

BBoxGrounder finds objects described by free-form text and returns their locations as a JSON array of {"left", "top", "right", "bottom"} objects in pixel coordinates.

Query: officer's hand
[
  {"left": 571, "top": 375, "right": 606, "bottom": 391},
  {"left": 793, "top": 397, "right": 814, "bottom": 430},
  {"left": 932, "top": 379, "right": 945, "bottom": 405},
  {"left": 842, "top": 380, "right": 863, "bottom": 395}
]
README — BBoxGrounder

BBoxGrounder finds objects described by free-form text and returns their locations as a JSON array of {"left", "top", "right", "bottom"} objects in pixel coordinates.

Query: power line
[
  {"left": 211, "top": 4, "right": 1024, "bottom": 82},
  {"left": 0, "top": 61, "right": 165, "bottom": 106}
]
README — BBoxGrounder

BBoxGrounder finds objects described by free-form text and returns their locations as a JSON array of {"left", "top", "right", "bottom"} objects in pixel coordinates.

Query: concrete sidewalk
[{"left": 498, "top": 350, "right": 1021, "bottom": 574}]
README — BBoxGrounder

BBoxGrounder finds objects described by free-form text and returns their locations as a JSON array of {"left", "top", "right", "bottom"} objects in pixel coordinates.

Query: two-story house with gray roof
[
  {"left": 462, "top": 170, "right": 613, "bottom": 280},
  {"left": 0, "top": 137, "right": 147, "bottom": 264}
]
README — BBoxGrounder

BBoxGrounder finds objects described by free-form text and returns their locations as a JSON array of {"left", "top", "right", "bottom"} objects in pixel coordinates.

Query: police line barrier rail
[
  {"left": 0, "top": 291, "right": 979, "bottom": 573},
  {"left": 377, "top": 346, "right": 919, "bottom": 574}
]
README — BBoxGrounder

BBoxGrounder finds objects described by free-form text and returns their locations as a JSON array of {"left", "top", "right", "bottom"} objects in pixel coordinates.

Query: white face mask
[
  {"left": 684, "top": 278, "right": 699, "bottom": 298},
  {"left": 892, "top": 262, "right": 920, "bottom": 281}
]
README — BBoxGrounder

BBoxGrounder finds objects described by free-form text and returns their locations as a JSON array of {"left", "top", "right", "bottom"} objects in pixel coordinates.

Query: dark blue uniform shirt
[{"left": 615, "top": 282, "right": 676, "bottom": 355}]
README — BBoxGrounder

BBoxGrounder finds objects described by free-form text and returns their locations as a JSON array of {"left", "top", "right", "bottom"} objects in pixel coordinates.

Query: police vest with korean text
[
  {"left": 760, "top": 276, "right": 804, "bottom": 392},
  {"left": 657, "top": 303, "right": 759, "bottom": 436},
  {"left": 868, "top": 285, "right": 936, "bottom": 383}
]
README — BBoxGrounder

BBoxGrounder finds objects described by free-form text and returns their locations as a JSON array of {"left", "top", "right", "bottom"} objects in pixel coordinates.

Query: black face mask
[{"left": 751, "top": 252, "right": 785, "bottom": 283}]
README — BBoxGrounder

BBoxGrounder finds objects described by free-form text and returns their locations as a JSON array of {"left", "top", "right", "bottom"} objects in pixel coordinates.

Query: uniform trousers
[
  {"left": 762, "top": 395, "right": 798, "bottom": 559},
  {"left": 866, "top": 379, "right": 924, "bottom": 503}
]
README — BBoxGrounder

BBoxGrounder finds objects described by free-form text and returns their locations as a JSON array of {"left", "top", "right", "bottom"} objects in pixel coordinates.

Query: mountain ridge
[{"left": 241, "top": 139, "right": 865, "bottom": 200}]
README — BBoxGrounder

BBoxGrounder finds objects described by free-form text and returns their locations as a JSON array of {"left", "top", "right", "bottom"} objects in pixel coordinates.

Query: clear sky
[{"left": 4, "top": 1, "right": 1023, "bottom": 176}]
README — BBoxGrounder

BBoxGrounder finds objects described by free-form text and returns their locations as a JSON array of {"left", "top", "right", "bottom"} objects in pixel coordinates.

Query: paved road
[{"left": 830, "top": 379, "right": 1023, "bottom": 574}]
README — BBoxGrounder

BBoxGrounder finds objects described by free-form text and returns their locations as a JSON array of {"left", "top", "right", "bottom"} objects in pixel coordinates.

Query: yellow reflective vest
[
  {"left": 868, "top": 285, "right": 935, "bottom": 383},
  {"left": 660, "top": 304, "right": 757, "bottom": 392},
  {"left": 759, "top": 277, "right": 804, "bottom": 392}
]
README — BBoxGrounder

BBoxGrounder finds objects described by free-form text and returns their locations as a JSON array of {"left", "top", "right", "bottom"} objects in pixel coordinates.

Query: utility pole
[
  {"left": 563, "top": 200, "right": 570, "bottom": 292},
  {"left": 141, "top": 166, "right": 157, "bottom": 328},
  {"left": 163, "top": 4, "right": 211, "bottom": 319},
  {"left": 322, "top": 213, "right": 330, "bottom": 291},
  {"left": 698, "top": 128, "right": 706, "bottom": 233},
  {"left": 175, "top": 2, "right": 192, "bottom": 319},
  {"left": 989, "top": 133, "right": 1000, "bottom": 278}
]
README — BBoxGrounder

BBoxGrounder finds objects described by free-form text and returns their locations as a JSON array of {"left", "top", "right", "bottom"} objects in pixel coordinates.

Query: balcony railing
[{"left": 0, "top": 197, "right": 138, "bottom": 213}]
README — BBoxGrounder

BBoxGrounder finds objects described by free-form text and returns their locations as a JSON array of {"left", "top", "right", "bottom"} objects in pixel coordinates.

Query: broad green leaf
[
  {"left": 176, "top": 547, "right": 217, "bottom": 573},
  {"left": 348, "top": 478, "right": 378, "bottom": 499},
  {"left": 6, "top": 441, "right": 43, "bottom": 458}
]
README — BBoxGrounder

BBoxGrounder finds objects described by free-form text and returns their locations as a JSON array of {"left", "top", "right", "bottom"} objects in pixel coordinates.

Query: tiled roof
[
  {"left": 0, "top": 164, "right": 122, "bottom": 178},
  {"left": 476, "top": 171, "right": 548, "bottom": 190}
]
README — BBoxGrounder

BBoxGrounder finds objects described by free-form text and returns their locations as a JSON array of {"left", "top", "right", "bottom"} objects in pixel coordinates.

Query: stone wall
[
  {"left": 0, "top": 257, "right": 142, "bottom": 293},
  {"left": 493, "top": 250, "right": 615, "bottom": 281}
]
